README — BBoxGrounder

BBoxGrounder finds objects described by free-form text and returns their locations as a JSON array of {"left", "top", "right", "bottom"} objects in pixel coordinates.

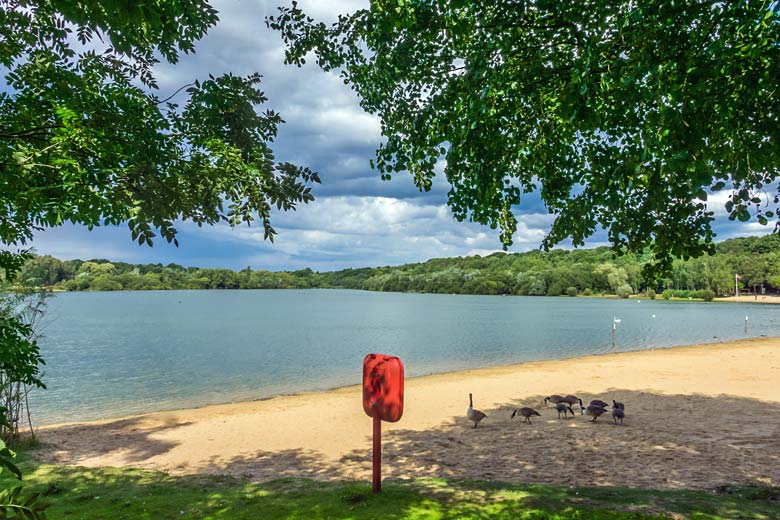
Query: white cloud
[{"left": 23, "top": 0, "right": 776, "bottom": 272}]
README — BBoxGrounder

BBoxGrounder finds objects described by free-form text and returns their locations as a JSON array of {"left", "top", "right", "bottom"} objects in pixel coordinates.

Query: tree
[
  {"left": 269, "top": 0, "right": 780, "bottom": 276},
  {"left": 1, "top": 1, "right": 320, "bottom": 277}
]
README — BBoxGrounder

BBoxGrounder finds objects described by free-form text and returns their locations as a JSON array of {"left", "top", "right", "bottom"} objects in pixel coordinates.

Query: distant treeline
[{"left": 18, "top": 234, "right": 780, "bottom": 298}]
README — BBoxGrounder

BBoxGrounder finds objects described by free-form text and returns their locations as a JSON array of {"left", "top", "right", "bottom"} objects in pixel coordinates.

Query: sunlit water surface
[{"left": 30, "top": 289, "right": 780, "bottom": 424}]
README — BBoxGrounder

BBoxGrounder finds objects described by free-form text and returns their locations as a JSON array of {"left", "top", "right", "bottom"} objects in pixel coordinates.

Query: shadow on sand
[
  {"left": 40, "top": 390, "right": 780, "bottom": 490},
  {"left": 199, "top": 390, "right": 780, "bottom": 490}
]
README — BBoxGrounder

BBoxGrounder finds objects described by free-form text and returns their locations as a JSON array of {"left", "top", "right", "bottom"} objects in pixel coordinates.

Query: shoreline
[
  {"left": 39, "top": 336, "right": 780, "bottom": 489},
  {"left": 45, "top": 286, "right": 780, "bottom": 305},
  {"left": 39, "top": 333, "right": 776, "bottom": 429}
]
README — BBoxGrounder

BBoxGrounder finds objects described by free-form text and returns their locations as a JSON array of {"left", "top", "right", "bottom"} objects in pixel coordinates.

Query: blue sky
[{"left": 27, "top": 0, "right": 771, "bottom": 271}]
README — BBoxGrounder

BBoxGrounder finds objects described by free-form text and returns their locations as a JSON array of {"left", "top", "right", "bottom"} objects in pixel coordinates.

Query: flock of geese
[{"left": 467, "top": 393, "right": 626, "bottom": 428}]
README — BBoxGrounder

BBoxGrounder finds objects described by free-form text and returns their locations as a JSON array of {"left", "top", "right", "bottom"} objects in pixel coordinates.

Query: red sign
[{"left": 362, "top": 353, "right": 404, "bottom": 423}]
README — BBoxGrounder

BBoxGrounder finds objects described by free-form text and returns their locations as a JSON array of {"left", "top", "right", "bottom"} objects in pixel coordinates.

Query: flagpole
[{"left": 735, "top": 273, "right": 739, "bottom": 297}]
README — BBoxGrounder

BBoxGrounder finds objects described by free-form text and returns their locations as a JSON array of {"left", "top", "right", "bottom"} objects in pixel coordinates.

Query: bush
[
  {"left": 701, "top": 289, "right": 716, "bottom": 301},
  {"left": 581, "top": 288, "right": 593, "bottom": 296},
  {"left": 0, "top": 287, "right": 46, "bottom": 443},
  {"left": 546, "top": 282, "right": 564, "bottom": 296},
  {"left": 646, "top": 288, "right": 656, "bottom": 299},
  {"left": 616, "top": 284, "right": 633, "bottom": 298},
  {"left": 89, "top": 275, "right": 123, "bottom": 291},
  {"left": 566, "top": 286, "right": 578, "bottom": 297},
  {"left": 662, "top": 289, "right": 673, "bottom": 300}
]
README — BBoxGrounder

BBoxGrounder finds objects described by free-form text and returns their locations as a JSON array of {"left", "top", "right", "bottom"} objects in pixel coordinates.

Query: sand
[
  {"left": 40, "top": 337, "right": 780, "bottom": 490},
  {"left": 716, "top": 295, "right": 780, "bottom": 304}
]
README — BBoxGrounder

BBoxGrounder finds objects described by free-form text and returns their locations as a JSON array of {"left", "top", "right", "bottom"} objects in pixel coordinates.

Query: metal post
[
  {"left": 372, "top": 413, "right": 381, "bottom": 493},
  {"left": 745, "top": 315, "right": 748, "bottom": 335},
  {"left": 611, "top": 320, "right": 616, "bottom": 353}
]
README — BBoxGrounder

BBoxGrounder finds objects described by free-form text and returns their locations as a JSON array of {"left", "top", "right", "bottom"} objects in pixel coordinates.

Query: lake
[{"left": 30, "top": 289, "right": 780, "bottom": 425}]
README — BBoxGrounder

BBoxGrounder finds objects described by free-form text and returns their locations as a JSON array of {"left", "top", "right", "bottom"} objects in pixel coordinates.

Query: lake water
[{"left": 30, "top": 289, "right": 780, "bottom": 425}]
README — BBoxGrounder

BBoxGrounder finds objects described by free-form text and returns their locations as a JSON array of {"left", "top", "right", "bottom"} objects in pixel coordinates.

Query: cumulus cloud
[{"left": 25, "top": 0, "right": 772, "bottom": 271}]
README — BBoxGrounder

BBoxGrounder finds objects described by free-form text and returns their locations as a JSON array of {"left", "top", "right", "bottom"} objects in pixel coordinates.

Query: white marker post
[
  {"left": 745, "top": 315, "right": 749, "bottom": 335},
  {"left": 612, "top": 317, "right": 621, "bottom": 352}
]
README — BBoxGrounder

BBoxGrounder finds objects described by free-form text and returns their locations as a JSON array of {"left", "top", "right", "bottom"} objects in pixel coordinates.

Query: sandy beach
[
  {"left": 716, "top": 294, "right": 780, "bottom": 304},
  {"left": 40, "top": 337, "right": 780, "bottom": 490}
]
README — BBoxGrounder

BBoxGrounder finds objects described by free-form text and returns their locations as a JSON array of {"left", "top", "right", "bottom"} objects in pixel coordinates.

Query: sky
[{"left": 27, "top": 0, "right": 771, "bottom": 272}]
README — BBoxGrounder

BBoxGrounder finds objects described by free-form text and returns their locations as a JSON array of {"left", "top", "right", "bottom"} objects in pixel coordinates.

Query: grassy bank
[{"left": 2, "top": 451, "right": 778, "bottom": 519}]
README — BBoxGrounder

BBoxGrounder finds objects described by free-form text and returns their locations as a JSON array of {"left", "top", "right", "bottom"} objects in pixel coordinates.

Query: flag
[{"left": 735, "top": 273, "right": 741, "bottom": 280}]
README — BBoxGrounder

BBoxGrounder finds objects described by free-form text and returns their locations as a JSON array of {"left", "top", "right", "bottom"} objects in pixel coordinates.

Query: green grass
[{"left": 2, "top": 451, "right": 778, "bottom": 519}]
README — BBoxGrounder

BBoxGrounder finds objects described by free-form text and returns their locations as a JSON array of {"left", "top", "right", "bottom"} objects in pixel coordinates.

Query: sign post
[
  {"left": 372, "top": 414, "right": 381, "bottom": 492},
  {"left": 363, "top": 353, "right": 404, "bottom": 493}
]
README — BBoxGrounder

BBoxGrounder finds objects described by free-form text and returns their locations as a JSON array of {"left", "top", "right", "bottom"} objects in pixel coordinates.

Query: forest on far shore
[{"left": 18, "top": 234, "right": 780, "bottom": 300}]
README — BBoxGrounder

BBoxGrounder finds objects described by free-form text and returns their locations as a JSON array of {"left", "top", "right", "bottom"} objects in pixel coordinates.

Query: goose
[
  {"left": 582, "top": 404, "right": 608, "bottom": 422},
  {"left": 544, "top": 395, "right": 564, "bottom": 406},
  {"left": 556, "top": 402, "right": 575, "bottom": 419},
  {"left": 590, "top": 399, "right": 609, "bottom": 408},
  {"left": 612, "top": 399, "right": 625, "bottom": 410},
  {"left": 612, "top": 407, "right": 625, "bottom": 425},
  {"left": 562, "top": 395, "right": 583, "bottom": 408},
  {"left": 466, "top": 393, "right": 487, "bottom": 428},
  {"left": 511, "top": 407, "right": 541, "bottom": 424}
]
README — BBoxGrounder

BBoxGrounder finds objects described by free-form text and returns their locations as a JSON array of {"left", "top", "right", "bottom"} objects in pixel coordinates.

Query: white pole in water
[
  {"left": 611, "top": 317, "right": 621, "bottom": 352},
  {"left": 745, "top": 315, "right": 748, "bottom": 335}
]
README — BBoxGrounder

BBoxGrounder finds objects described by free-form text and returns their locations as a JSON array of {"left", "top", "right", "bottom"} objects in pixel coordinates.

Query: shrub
[
  {"left": 701, "top": 289, "right": 716, "bottom": 301},
  {"left": 566, "top": 286, "right": 578, "bottom": 297},
  {"left": 662, "top": 289, "right": 673, "bottom": 300},
  {"left": 616, "top": 284, "right": 633, "bottom": 298},
  {"left": 646, "top": 288, "right": 656, "bottom": 300},
  {"left": 0, "top": 287, "right": 46, "bottom": 443},
  {"left": 89, "top": 275, "right": 123, "bottom": 291},
  {"left": 581, "top": 288, "right": 593, "bottom": 296}
]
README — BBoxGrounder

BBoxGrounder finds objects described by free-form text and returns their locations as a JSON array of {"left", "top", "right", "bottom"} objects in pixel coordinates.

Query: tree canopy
[
  {"left": 0, "top": 0, "right": 319, "bottom": 278},
  {"left": 269, "top": 0, "right": 780, "bottom": 276},
  {"left": 20, "top": 233, "right": 780, "bottom": 298}
]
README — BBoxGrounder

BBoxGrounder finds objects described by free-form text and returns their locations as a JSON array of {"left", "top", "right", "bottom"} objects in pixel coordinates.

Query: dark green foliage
[
  {"left": 0, "top": 440, "right": 47, "bottom": 519},
  {"left": 566, "top": 286, "right": 578, "bottom": 297},
  {"left": 269, "top": 1, "right": 780, "bottom": 276},
  {"left": 0, "top": 287, "right": 46, "bottom": 442},
  {"left": 23, "top": 234, "right": 779, "bottom": 298},
  {"left": 1, "top": 1, "right": 319, "bottom": 280}
]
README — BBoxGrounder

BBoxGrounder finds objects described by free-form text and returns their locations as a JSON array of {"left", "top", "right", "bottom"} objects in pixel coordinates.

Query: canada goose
[
  {"left": 612, "top": 399, "right": 625, "bottom": 410},
  {"left": 544, "top": 395, "right": 564, "bottom": 406},
  {"left": 582, "top": 404, "right": 608, "bottom": 422},
  {"left": 590, "top": 399, "right": 609, "bottom": 408},
  {"left": 467, "top": 393, "right": 487, "bottom": 428},
  {"left": 556, "top": 402, "right": 575, "bottom": 419},
  {"left": 562, "top": 395, "right": 583, "bottom": 408},
  {"left": 612, "top": 407, "right": 625, "bottom": 425},
  {"left": 511, "top": 407, "right": 541, "bottom": 424}
]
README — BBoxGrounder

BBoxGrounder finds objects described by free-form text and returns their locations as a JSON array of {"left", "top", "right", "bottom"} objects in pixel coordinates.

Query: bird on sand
[
  {"left": 544, "top": 395, "right": 564, "bottom": 406},
  {"left": 467, "top": 393, "right": 487, "bottom": 428},
  {"left": 556, "top": 402, "right": 575, "bottom": 419},
  {"left": 582, "top": 404, "right": 608, "bottom": 422},
  {"left": 511, "top": 407, "right": 541, "bottom": 424}
]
